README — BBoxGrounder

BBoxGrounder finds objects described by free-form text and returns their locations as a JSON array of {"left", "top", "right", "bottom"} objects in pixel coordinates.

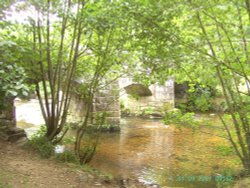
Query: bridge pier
[
  {"left": 0, "top": 96, "right": 26, "bottom": 142},
  {"left": 68, "top": 80, "right": 121, "bottom": 131},
  {"left": 93, "top": 81, "right": 121, "bottom": 131},
  {"left": 69, "top": 77, "right": 175, "bottom": 129}
]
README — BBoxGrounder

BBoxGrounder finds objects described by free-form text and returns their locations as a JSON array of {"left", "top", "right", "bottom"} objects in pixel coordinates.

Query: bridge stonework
[
  {"left": 0, "top": 96, "right": 26, "bottom": 142},
  {"left": 68, "top": 77, "right": 174, "bottom": 130},
  {"left": 93, "top": 81, "right": 120, "bottom": 129},
  {"left": 68, "top": 81, "right": 121, "bottom": 130},
  {"left": 119, "top": 77, "right": 174, "bottom": 116},
  {"left": 0, "top": 77, "right": 174, "bottom": 141}
]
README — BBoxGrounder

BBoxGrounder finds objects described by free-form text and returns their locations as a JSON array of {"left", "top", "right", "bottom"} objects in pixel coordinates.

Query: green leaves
[
  {"left": 163, "top": 109, "right": 198, "bottom": 130},
  {"left": 0, "top": 61, "right": 29, "bottom": 97},
  {"left": 0, "top": 40, "right": 16, "bottom": 47}
]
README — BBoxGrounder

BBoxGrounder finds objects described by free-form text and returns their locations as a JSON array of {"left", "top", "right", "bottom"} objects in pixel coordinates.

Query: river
[{"left": 15, "top": 99, "right": 240, "bottom": 188}]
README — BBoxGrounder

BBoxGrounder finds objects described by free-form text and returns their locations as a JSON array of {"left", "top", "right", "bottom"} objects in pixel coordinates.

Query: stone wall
[
  {"left": 67, "top": 94, "right": 87, "bottom": 123},
  {"left": 93, "top": 81, "right": 120, "bottom": 129},
  {"left": 68, "top": 80, "right": 121, "bottom": 131},
  {"left": 0, "top": 96, "right": 26, "bottom": 142},
  {"left": 68, "top": 77, "right": 174, "bottom": 127}
]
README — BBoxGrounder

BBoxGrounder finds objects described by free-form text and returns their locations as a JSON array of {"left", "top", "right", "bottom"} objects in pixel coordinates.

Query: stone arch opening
[
  {"left": 124, "top": 83, "right": 152, "bottom": 97},
  {"left": 119, "top": 78, "right": 175, "bottom": 117}
]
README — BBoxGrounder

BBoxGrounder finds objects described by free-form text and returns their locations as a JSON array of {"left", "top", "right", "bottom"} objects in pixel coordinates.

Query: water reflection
[{"left": 90, "top": 118, "right": 239, "bottom": 187}]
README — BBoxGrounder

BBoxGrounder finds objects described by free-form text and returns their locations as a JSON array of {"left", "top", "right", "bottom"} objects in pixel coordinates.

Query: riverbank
[{"left": 0, "top": 140, "right": 147, "bottom": 188}]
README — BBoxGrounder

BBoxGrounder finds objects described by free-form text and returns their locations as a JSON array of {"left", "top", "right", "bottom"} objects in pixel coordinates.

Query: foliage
[
  {"left": 144, "top": 106, "right": 154, "bottom": 115},
  {"left": 26, "top": 126, "right": 55, "bottom": 158},
  {"left": 0, "top": 62, "right": 29, "bottom": 97},
  {"left": 215, "top": 145, "right": 236, "bottom": 156},
  {"left": 55, "top": 150, "right": 79, "bottom": 164},
  {"left": 215, "top": 168, "right": 237, "bottom": 188},
  {"left": 177, "top": 85, "right": 214, "bottom": 112},
  {"left": 0, "top": 35, "right": 29, "bottom": 101},
  {"left": 78, "top": 146, "right": 97, "bottom": 164},
  {"left": 120, "top": 100, "right": 125, "bottom": 110},
  {"left": 0, "top": 0, "right": 249, "bottom": 173},
  {"left": 123, "top": 0, "right": 250, "bottom": 172},
  {"left": 0, "top": 0, "right": 14, "bottom": 20},
  {"left": 80, "top": 164, "right": 101, "bottom": 175},
  {"left": 163, "top": 109, "right": 197, "bottom": 130},
  {"left": 62, "top": 136, "right": 75, "bottom": 145}
]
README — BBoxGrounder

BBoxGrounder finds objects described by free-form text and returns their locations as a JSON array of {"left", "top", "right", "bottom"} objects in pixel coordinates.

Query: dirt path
[{"left": 0, "top": 140, "right": 123, "bottom": 188}]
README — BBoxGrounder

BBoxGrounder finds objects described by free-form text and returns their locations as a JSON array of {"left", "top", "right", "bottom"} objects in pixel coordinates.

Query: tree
[
  {"left": 73, "top": 0, "right": 135, "bottom": 163},
  {"left": 6, "top": 0, "right": 90, "bottom": 142},
  {"left": 186, "top": 0, "right": 250, "bottom": 172},
  {"left": 0, "top": 30, "right": 29, "bottom": 109},
  {"left": 124, "top": 0, "right": 250, "bottom": 173},
  {"left": 0, "top": 0, "right": 14, "bottom": 20}
]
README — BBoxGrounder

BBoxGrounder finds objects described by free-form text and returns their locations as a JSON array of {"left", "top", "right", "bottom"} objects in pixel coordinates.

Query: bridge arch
[{"left": 119, "top": 77, "right": 174, "bottom": 117}]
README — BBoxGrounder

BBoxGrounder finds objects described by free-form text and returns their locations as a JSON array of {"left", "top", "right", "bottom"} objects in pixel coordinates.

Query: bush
[
  {"left": 79, "top": 146, "right": 97, "bottom": 164},
  {"left": 163, "top": 109, "right": 198, "bottom": 129},
  {"left": 176, "top": 85, "right": 214, "bottom": 112},
  {"left": 25, "top": 126, "right": 55, "bottom": 158},
  {"left": 27, "top": 136, "right": 55, "bottom": 158},
  {"left": 55, "top": 150, "right": 79, "bottom": 163}
]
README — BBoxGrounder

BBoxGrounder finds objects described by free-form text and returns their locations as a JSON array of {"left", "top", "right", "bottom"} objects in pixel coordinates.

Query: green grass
[{"left": 215, "top": 145, "right": 236, "bottom": 156}]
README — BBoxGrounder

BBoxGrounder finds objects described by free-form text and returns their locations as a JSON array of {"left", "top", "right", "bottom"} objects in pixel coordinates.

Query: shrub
[
  {"left": 79, "top": 146, "right": 97, "bottom": 164},
  {"left": 25, "top": 126, "right": 55, "bottom": 158},
  {"left": 55, "top": 150, "right": 79, "bottom": 163},
  {"left": 176, "top": 85, "right": 214, "bottom": 112},
  {"left": 163, "top": 109, "right": 198, "bottom": 129}
]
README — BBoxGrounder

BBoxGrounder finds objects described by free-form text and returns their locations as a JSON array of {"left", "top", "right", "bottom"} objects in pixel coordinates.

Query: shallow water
[
  {"left": 89, "top": 117, "right": 240, "bottom": 187},
  {"left": 15, "top": 100, "right": 240, "bottom": 187}
]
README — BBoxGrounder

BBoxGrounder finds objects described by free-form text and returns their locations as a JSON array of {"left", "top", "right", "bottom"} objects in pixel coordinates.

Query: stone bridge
[
  {"left": 69, "top": 77, "right": 175, "bottom": 128},
  {"left": 119, "top": 77, "right": 174, "bottom": 115},
  {"left": 0, "top": 77, "right": 175, "bottom": 141}
]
